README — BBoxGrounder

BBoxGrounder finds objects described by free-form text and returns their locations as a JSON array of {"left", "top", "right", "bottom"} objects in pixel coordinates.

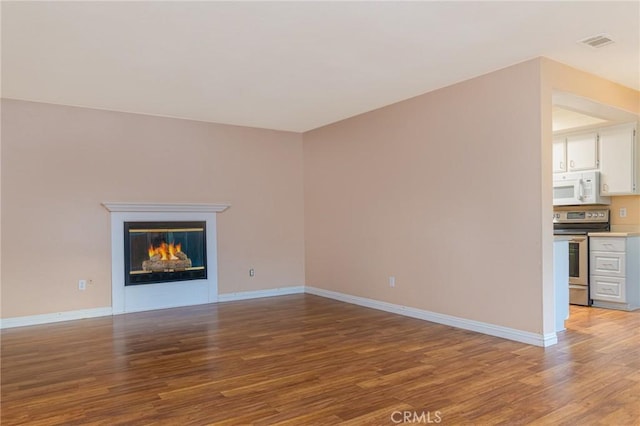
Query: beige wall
[
  {"left": 304, "top": 59, "right": 547, "bottom": 333},
  {"left": 302, "top": 58, "right": 638, "bottom": 336},
  {"left": 610, "top": 195, "right": 640, "bottom": 226},
  {"left": 3, "top": 57, "right": 638, "bottom": 332},
  {"left": 1, "top": 99, "right": 305, "bottom": 318}
]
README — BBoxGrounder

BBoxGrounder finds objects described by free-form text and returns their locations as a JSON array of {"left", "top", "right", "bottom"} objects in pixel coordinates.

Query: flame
[{"left": 148, "top": 242, "right": 182, "bottom": 260}]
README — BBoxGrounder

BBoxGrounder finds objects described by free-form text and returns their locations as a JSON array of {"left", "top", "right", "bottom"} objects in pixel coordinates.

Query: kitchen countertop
[
  {"left": 589, "top": 232, "right": 640, "bottom": 237},
  {"left": 588, "top": 225, "right": 640, "bottom": 237},
  {"left": 554, "top": 236, "right": 573, "bottom": 241}
]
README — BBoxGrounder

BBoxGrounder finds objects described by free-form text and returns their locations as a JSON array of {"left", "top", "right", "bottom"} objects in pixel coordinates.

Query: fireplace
[
  {"left": 104, "top": 202, "right": 228, "bottom": 314},
  {"left": 124, "top": 221, "right": 207, "bottom": 285}
]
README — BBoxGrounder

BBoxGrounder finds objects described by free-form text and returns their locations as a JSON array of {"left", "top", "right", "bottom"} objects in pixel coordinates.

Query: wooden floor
[{"left": 2, "top": 295, "right": 639, "bottom": 425}]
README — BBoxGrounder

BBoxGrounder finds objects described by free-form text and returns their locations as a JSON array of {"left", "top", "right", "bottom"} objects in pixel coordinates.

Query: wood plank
[{"left": 1, "top": 296, "right": 639, "bottom": 424}]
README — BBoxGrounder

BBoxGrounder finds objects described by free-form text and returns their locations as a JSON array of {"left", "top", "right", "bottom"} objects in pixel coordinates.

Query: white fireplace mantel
[
  {"left": 102, "top": 202, "right": 230, "bottom": 213},
  {"left": 103, "top": 201, "right": 229, "bottom": 314}
]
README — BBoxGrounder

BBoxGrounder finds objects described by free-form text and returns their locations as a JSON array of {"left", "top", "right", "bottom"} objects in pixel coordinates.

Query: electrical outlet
[
  {"left": 249, "top": 268, "right": 255, "bottom": 277},
  {"left": 78, "top": 279, "right": 87, "bottom": 290},
  {"left": 389, "top": 276, "right": 395, "bottom": 287},
  {"left": 619, "top": 208, "right": 627, "bottom": 218}
]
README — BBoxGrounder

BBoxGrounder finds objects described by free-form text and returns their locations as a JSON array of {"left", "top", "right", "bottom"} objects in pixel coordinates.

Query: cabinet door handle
[
  {"left": 603, "top": 183, "right": 609, "bottom": 193},
  {"left": 560, "top": 161, "right": 564, "bottom": 170},
  {"left": 570, "top": 160, "right": 575, "bottom": 168}
]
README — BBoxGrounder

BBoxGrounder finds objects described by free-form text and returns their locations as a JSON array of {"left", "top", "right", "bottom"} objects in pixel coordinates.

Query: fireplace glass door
[{"left": 124, "top": 221, "right": 207, "bottom": 285}]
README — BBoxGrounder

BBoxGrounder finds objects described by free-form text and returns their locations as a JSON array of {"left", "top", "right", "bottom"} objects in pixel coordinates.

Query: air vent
[{"left": 578, "top": 33, "right": 615, "bottom": 49}]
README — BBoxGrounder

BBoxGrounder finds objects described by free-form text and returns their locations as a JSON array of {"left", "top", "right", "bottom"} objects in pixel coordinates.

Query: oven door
[{"left": 568, "top": 235, "right": 589, "bottom": 305}]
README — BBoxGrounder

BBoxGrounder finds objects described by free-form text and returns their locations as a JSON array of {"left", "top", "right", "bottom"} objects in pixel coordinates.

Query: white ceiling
[{"left": 2, "top": 1, "right": 639, "bottom": 132}]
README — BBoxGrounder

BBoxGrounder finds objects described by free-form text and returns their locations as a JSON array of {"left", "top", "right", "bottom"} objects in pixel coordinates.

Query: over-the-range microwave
[{"left": 553, "top": 171, "right": 610, "bottom": 206}]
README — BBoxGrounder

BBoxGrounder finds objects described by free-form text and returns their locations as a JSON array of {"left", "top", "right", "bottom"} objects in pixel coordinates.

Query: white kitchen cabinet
[
  {"left": 591, "top": 276, "right": 625, "bottom": 303},
  {"left": 566, "top": 131, "right": 598, "bottom": 171},
  {"left": 553, "top": 131, "right": 598, "bottom": 174},
  {"left": 590, "top": 236, "right": 640, "bottom": 311},
  {"left": 553, "top": 136, "right": 567, "bottom": 173},
  {"left": 599, "top": 122, "right": 638, "bottom": 195}
]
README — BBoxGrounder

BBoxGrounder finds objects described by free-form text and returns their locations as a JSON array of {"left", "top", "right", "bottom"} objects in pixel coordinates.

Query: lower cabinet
[
  {"left": 591, "top": 275, "right": 625, "bottom": 303},
  {"left": 590, "top": 236, "right": 640, "bottom": 311}
]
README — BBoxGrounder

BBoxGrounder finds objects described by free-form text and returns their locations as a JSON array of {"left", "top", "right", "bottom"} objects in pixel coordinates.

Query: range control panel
[{"left": 553, "top": 209, "right": 609, "bottom": 223}]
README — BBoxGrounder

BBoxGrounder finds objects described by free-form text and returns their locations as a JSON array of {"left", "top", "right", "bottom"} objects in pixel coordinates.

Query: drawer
[
  {"left": 590, "top": 275, "right": 626, "bottom": 303},
  {"left": 590, "top": 252, "right": 626, "bottom": 277},
  {"left": 590, "top": 237, "right": 626, "bottom": 253}
]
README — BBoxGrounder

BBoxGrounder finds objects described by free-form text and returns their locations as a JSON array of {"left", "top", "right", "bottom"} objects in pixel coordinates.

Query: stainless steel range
[{"left": 553, "top": 209, "right": 610, "bottom": 306}]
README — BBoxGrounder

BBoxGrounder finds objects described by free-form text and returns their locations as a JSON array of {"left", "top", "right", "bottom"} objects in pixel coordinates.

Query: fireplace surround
[{"left": 103, "top": 202, "right": 229, "bottom": 314}]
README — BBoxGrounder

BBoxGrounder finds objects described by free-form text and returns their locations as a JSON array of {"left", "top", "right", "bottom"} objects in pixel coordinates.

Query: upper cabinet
[
  {"left": 599, "top": 122, "right": 638, "bottom": 195},
  {"left": 553, "top": 121, "right": 639, "bottom": 196},
  {"left": 566, "top": 131, "right": 599, "bottom": 171},
  {"left": 552, "top": 93, "right": 639, "bottom": 195},
  {"left": 553, "top": 131, "right": 598, "bottom": 173},
  {"left": 553, "top": 137, "right": 567, "bottom": 173}
]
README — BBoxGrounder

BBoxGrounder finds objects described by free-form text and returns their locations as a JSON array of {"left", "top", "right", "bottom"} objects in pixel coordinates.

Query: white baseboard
[
  {"left": 218, "top": 286, "right": 305, "bottom": 302},
  {"left": 0, "top": 287, "right": 306, "bottom": 329},
  {"left": 0, "top": 286, "right": 558, "bottom": 347},
  {"left": 0, "top": 307, "right": 113, "bottom": 329},
  {"left": 305, "top": 286, "right": 557, "bottom": 347}
]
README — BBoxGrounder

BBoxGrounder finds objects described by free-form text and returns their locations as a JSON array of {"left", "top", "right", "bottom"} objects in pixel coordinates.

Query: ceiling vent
[{"left": 578, "top": 33, "right": 615, "bottom": 49}]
